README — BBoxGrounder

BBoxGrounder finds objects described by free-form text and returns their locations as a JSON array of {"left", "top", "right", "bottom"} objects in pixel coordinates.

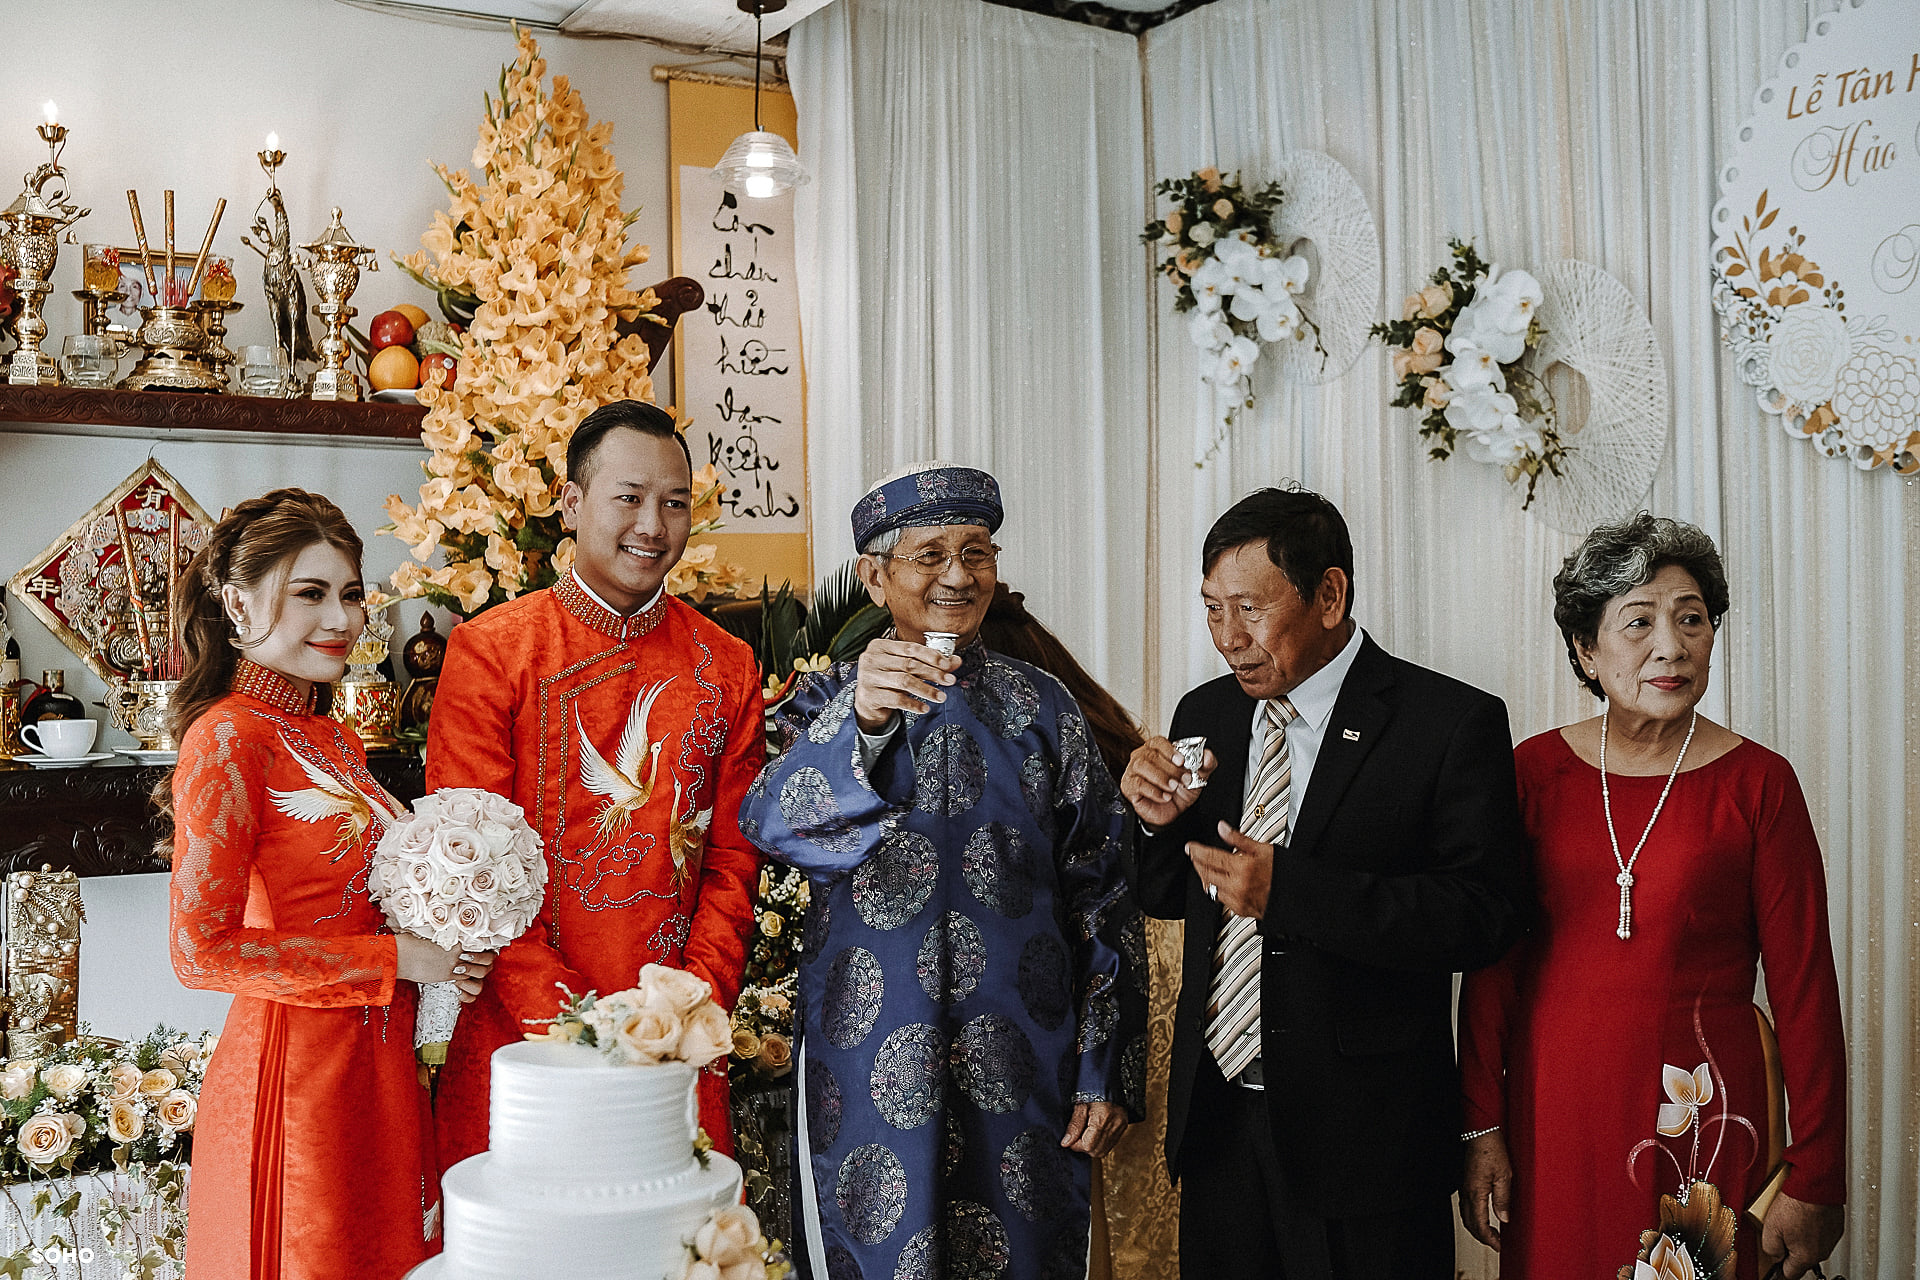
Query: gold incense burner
[
  {"left": 107, "top": 677, "right": 181, "bottom": 751},
  {"left": 299, "top": 207, "right": 377, "bottom": 401},
  {"left": 1, "top": 110, "right": 89, "bottom": 387},
  {"left": 119, "top": 303, "right": 222, "bottom": 391}
]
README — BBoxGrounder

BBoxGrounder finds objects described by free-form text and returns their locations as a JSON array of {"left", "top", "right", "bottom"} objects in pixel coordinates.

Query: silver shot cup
[{"left": 1173, "top": 735, "right": 1208, "bottom": 789}]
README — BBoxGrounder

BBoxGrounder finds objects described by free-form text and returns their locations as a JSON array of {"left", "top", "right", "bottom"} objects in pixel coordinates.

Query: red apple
[
  {"left": 418, "top": 352, "right": 456, "bottom": 390},
  {"left": 369, "top": 309, "right": 416, "bottom": 352}
]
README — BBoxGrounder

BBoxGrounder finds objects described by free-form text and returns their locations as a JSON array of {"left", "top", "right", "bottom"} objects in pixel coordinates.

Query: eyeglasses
[{"left": 882, "top": 544, "right": 1001, "bottom": 576}]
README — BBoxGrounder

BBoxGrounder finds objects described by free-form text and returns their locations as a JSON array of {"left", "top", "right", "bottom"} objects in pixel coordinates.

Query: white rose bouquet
[
  {"left": 528, "top": 964, "right": 733, "bottom": 1069},
  {"left": 368, "top": 786, "right": 547, "bottom": 1064},
  {"left": 1371, "top": 238, "right": 1566, "bottom": 508}
]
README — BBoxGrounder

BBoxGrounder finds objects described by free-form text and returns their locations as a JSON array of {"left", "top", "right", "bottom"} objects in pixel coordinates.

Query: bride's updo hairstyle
[{"left": 168, "top": 488, "right": 365, "bottom": 741}]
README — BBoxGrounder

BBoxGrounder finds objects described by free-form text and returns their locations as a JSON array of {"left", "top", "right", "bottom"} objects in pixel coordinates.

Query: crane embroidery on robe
[
  {"left": 578, "top": 678, "right": 675, "bottom": 845},
  {"left": 268, "top": 733, "right": 402, "bottom": 861},
  {"left": 666, "top": 774, "right": 713, "bottom": 890}
]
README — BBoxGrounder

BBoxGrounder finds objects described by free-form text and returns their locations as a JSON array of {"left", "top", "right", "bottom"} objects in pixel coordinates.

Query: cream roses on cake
[{"left": 534, "top": 963, "right": 734, "bottom": 1069}]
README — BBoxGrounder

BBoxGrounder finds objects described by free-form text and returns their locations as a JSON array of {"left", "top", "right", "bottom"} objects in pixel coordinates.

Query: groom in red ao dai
[{"left": 427, "top": 401, "right": 764, "bottom": 1169}]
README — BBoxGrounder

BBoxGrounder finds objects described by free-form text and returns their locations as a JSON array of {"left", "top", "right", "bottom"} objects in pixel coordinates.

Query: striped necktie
[{"left": 1205, "top": 697, "right": 1297, "bottom": 1080}]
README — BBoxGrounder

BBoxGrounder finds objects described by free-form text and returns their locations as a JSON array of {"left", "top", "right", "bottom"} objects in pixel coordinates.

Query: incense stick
[
  {"left": 163, "top": 191, "right": 176, "bottom": 307},
  {"left": 166, "top": 509, "right": 180, "bottom": 672},
  {"left": 125, "top": 191, "right": 160, "bottom": 299},
  {"left": 112, "top": 506, "right": 154, "bottom": 672},
  {"left": 184, "top": 198, "right": 227, "bottom": 300}
]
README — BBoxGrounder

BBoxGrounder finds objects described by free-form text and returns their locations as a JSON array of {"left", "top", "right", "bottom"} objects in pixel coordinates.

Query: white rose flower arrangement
[
  {"left": 368, "top": 786, "right": 547, "bottom": 1064},
  {"left": 0, "top": 1025, "right": 212, "bottom": 1277},
  {"left": 1371, "top": 239, "right": 1566, "bottom": 508},
  {"left": 1144, "top": 166, "right": 1324, "bottom": 462}
]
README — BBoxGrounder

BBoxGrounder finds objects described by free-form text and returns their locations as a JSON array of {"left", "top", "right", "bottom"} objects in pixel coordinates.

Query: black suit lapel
[
  {"left": 1286, "top": 635, "right": 1397, "bottom": 859},
  {"left": 1199, "top": 683, "right": 1256, "bottom": 830}
]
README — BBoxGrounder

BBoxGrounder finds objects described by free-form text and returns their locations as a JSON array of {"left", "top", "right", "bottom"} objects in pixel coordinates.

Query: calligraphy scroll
[
  {"left": 667, "top": 72, "right": 811, "bottom": 590},
  {"left": 677, "top": 168, "right": 807, "bottom": 534}
]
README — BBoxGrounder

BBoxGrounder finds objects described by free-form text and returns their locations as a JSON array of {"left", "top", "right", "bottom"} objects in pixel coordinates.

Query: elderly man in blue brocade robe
[{"left": 741, "top": 461, "right": 1148, "bottom": 1280}]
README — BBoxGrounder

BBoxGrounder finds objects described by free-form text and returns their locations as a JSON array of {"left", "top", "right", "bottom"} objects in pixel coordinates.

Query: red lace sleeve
[{"left": 169, "top": 708, "right": 398, "bottom": 1008}]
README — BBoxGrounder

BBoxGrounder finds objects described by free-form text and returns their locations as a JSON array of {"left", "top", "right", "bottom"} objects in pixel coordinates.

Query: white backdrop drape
[
  {"left": 791, "top": 0, "right": 1917, "bottom": 1274},
  {"left": 1146, "top": 3, "right": 1911, "bottom": 1276},
  {"left": 791, "top": 0, "right": 1151, "bottom": 713}
]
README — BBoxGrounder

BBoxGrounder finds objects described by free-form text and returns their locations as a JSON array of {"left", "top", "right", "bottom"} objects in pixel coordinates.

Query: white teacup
[{"left": 21, "top": 718, "right": 97, "bottom": 759}]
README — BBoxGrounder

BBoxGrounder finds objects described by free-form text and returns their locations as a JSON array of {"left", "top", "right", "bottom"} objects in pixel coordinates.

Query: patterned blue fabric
[
  {"left": 742, "top": 643, "right": 1147, "bottom": 1280},
  {"left": 850, "top": 467, "right": 1004, "bottom": 550}
]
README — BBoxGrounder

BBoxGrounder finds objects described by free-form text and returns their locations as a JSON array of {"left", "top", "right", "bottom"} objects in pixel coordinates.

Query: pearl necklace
[{"left": 1599, "top": 708, "right": 1697, "bottom": 941}]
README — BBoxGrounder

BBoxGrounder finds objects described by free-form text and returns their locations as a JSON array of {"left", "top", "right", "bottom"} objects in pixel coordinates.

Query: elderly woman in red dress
[
  {"left": 1458, "top": 514, "right": 1846, "bottom": 1280},
  {"left": 164, "top": 489, "right": 494, "bottom": 1279}
]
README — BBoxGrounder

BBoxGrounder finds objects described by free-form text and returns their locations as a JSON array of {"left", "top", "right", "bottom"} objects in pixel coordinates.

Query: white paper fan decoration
[
  {"left": 1529, "top": 260, "right": 1669, "bottom": 535},
  {"left": 1271, "top": 150, "right": 1380, "bottom": 386}
]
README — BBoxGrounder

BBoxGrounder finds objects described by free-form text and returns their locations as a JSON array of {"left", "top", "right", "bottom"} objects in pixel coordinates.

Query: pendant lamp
[{"left": 713, "top": 0, "right": 808, "bottom": 199}]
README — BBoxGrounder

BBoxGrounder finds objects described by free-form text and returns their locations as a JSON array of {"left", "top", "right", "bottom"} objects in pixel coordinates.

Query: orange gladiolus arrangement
[{"left": 383, "top": 27, "right": 748, "bottom": 614}]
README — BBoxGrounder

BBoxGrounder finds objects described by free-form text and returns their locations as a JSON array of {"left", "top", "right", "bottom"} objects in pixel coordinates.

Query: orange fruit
[
  {"left": 392, "top": 303, "right": 430, "bottom": 331},
  {"left": 369, "top": 345, "right": 419, "bottom": 391}
]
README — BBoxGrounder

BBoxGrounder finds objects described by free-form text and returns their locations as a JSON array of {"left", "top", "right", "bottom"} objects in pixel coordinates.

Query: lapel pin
[{"left": 1342, "top": 728, "right": 1361, "bottom": 741}]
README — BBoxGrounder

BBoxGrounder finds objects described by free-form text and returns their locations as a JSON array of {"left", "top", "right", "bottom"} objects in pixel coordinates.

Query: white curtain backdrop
[
  {"left": 1144, "top": 2, "right": 1914, "bottom": 1276},
  {"left": 791, "top": 0, "right": 1152, "bottom": 713},
  {"left": 789, "top": 0, "right": 1916, "bottom": 1273}
]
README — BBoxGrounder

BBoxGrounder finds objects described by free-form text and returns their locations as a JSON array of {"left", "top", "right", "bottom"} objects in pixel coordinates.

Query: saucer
[
  {"left": 371, "top": 388, "right": 420, "bottom": 405},
  {"left": 15, "top": 752, "right": 115, "bottom": 769},
  {"left": 115, "top": 747, "right": 179, "bottom": 766}
]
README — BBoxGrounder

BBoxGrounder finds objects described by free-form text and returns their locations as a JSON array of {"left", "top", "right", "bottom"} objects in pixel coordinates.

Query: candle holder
[
  {"left": 241, "top": 139, "right": 316, "bottom": 375},
  {"left": 193, "top": 298, "right": 243, "bottom": 386},
  {"left": 1, "top": 115, "right": 89, "bottom": 386},
  {"left": 298, "top": 206, "right": 376, "bottom": 401},
  {"left": 73, "top": 243, "right": 132, "bottom": 343}
]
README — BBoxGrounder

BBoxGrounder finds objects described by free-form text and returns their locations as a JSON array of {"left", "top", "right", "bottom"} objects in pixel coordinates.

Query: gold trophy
[
  {"left": 1, "top": 102, "right": 89, "bottom": 386},
  {"left": 299, "top": 207, "right": 377, "bottom": 401}
]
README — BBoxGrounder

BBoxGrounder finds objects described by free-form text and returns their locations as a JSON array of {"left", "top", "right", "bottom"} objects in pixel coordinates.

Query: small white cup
[
  {"left": 923, "top": 632, "right": 960, "bottom": 656},
  {"left": 21, "top": 718, "right": 98, "bottom": 759}
]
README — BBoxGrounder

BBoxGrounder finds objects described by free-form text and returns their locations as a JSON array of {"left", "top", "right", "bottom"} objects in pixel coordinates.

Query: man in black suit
[{"left": 1121, "top": 487, "right": 1527, "bottom": 1280}]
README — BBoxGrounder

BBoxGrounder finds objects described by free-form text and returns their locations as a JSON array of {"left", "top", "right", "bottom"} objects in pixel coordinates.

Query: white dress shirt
[
  {"left": 1245, "top": 624, "right": 1366, "bottom": 840},
  {"left": 570, "top": 569, "right": 663, "bottom": 619}
]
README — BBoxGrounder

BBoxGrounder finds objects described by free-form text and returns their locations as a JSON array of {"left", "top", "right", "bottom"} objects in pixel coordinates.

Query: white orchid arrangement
[
  {"left": 367, "top": 786, "right": 548, "bottom": 1065},
  {"left": 1372, "top": 239, "right": 1566, "bottom": 508},
  {"left": 1144, "top": 167, "right": 1320, "bottom": 459}
]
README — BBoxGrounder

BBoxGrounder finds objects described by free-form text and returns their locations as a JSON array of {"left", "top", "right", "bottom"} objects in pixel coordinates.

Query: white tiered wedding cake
[{"left": 412, "top": 1039, "right": 743, "bottom": 1280}]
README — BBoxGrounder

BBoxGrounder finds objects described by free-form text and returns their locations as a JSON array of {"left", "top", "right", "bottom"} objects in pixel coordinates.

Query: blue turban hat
[{"left": 851, "top": 462, "right": 1003, "bottom": 550}]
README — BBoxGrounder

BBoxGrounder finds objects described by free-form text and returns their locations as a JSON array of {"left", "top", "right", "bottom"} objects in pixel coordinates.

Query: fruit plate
[
  {"left": 15, "top": 752, "right": 116, "bottom": 769},
  {"left": 115, "top": 747, "right": 179, "bottom": 766},
  {"left": 371, "top": 389, "right": 420, "bottom": 405}
]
